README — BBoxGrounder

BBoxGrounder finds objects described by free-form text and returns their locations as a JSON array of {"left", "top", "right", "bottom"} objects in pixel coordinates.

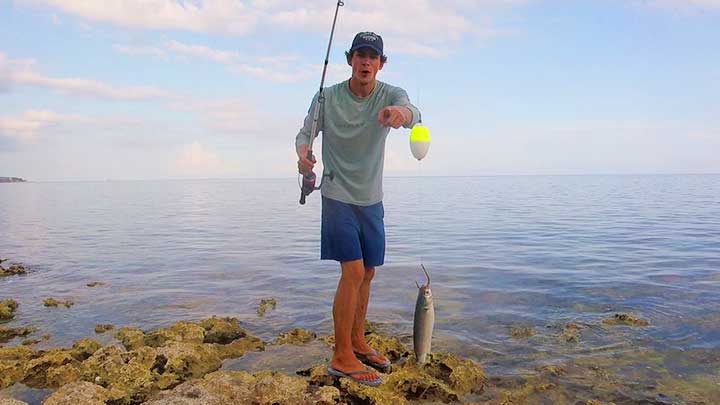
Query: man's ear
[{"left": 379, "top": 61, "right": 385, "bottom": 70}]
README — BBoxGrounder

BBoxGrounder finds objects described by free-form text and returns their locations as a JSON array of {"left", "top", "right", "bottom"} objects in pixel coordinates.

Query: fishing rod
[{"left": 299, "top": 0, "right": 344, "bottom": 205}]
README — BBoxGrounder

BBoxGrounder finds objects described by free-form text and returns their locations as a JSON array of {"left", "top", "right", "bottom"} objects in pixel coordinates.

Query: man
[{"left": 296, "top": 31, "right": 421, "bottom": 386}]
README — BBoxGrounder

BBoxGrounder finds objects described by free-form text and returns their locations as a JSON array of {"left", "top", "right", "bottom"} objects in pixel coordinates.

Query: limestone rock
[
  {"left": 0, "top": 300, "right": 18, "bottom": 321},
  {"left": 199, "top": 317, "right": 246, "bottom": 344},
  {"left": 42, "top": 381, "right": 109, "bottom": 405},
  {"left": 114, "top": 327, "right": 146, "bottom": 351},
  {"left": 145, "top": 370, "right": 309, "bottom": 405},
  {"left": 0, "top": 346, "right": 35, "bottom": 389},
  {"left": 275, "top": 328, "right": 317, "bottom": 345},
  {"left": 144, "top": 322, "right": 205, "bottom": 348}
]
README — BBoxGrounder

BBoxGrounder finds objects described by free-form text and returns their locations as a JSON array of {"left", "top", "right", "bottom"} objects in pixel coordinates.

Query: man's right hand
[{"left": 297, "top": 144, "right": 316, "bottom": 174}]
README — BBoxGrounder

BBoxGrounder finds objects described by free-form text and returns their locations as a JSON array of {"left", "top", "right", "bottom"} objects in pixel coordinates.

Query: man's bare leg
[
  {"left": 330, "top": 259, "right": 380, "bottom": 382},
  {"left": 350, "top": 266, "right": 389, "bottom": 364}
]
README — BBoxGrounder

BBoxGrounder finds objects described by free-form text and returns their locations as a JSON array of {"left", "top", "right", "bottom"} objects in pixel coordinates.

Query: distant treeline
[{"left": 0, "top": 177, "right": 26, "bottom": 183}]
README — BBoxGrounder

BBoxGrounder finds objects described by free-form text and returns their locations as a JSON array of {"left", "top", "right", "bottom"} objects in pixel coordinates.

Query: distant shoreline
[{"left": 0, "top": 177, "right": 26, "bottom": 183}]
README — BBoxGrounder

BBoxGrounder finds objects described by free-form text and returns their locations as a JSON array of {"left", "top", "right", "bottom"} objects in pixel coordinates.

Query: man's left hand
[{"left": 378, "top": 106, "right": 411, "bottom": 129}]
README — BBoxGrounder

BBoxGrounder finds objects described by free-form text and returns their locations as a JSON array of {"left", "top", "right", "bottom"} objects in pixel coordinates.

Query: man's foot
[
  {"left": 329, "top": 358, "right": 382, "bottom": 386},
  {"left": 352, "top": 340, "right": 391, "bottom": 371},
  {"left": 354, "top": 348, "right": 391, "bottom": 371}
]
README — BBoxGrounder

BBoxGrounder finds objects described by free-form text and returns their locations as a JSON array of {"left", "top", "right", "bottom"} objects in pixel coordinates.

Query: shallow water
[{"left": 2, "top": 175, "right": 719, "bottom": 402}]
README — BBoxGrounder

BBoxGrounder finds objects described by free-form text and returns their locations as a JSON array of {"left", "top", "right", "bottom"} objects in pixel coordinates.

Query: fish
[{"left": 413, "top": 264, "right": 435, "bottom": 364}]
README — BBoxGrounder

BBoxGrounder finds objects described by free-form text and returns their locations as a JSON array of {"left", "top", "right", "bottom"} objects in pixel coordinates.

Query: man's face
[{"left": 350, "top": 48, "right": 384, "bottom": 85}]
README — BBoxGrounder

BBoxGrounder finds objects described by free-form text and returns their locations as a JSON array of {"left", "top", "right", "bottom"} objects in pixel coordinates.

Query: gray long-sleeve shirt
[{"left": 296, "top": 79, "right": 420, "bottom": 206}]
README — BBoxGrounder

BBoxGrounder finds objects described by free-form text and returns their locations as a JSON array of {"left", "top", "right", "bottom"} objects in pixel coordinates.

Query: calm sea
[{"left": 2, "top": 175, "right": 719, "bottom": 379}]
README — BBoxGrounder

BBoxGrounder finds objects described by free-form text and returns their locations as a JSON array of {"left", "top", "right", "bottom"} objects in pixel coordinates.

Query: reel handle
[{"left": 299, "top": 150, "right": 316, "bottom": 205}]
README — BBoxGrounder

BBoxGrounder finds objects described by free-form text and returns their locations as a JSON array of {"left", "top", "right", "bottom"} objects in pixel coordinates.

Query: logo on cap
[{"left": 350, "top": 31, "right": 384, "bottom": 55}]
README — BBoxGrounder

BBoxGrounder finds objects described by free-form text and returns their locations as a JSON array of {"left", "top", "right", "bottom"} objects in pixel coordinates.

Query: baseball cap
[{"left": 349, "top": 31, "right": 384, "bottom": 55}]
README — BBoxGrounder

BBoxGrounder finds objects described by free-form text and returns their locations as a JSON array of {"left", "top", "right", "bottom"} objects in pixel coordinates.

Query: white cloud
[
  {"left": 113, "top": 44, "right": 168, "bottom": 61},
  {"left": 0, "top": 52, "right": 176, "bottom": 101},
  {"left": 165, "top": 40, "right": 239, "bottom": 64},
  {"left": 113, "top": 39, "right": 344, "bottom": 83},
  {"left": 19, "top": 0, "right": 515, "bottom": 57},
  {"left": 0, "top": 110, "right": 87, "bottom": 141},
  {"left": 171, "top": 141, "right": 238, "bottom": 176},
  {"left": 17, "top": 0, "right": 259, "bottom": 35}
]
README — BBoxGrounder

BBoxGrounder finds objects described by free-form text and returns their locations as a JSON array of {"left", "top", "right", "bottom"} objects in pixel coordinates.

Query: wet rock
[
  {"left": 557, "top": 323, "right": 584, "bottom": 343},
  {"left": 602, "top": 313, "right": 649, "bottom": 327},
  {"left": 364, "top": 331, "right": 411, "bottom": 363},
  {"left": 81, "top": 345, "right": 159, "bottom": 404},
  {"left": 297, "top": 364, "right": 337, "bottom": 387},
  {"left": 536, "top": 364, "right": 566, "bottom": 376},
  {"left": 0, "top": 300, "right": 18, "bottom": 321},
  {"left": 23, "top": 349, "right": 80, "bottom": 388},
  {"left": 307, "top": 386, "right": 341, "bottom": 404},
  {"left": 0, "top": 346, "right": 35, "bottom": 389},
  {"left": 21, "top": 342, "right": 97, "bottom": 390},
  {"left": 42, "top": 381, "right": 109, "bottom": 405},
  {"left": 337, "top": 378, "right": 409, "bottom": 405},
  {"left": 86, "top": 282, "right": 106, "bottom": 288},
  {"left": 509, "top": 326, "right": 535, "bottom": 339},
  {"left": 0, "top": 326, "right": 36, "bottom": 344},
  {"left": 199, "top": 316, "right": 246, "bottom": 344},
  {"left": 144, "top": 322, "right": 205, "bottom": 347},
  {"left": 275, "top": 328, "right": 317, "bottom": 345},
  {"left": 0, "top": 263, "right": 27, "bottom": 277},
  {"left": 20, "top": 339, "right": 41, "bottom": 346},
  {"left": 94, "top": 324, "right": 114, "bottom": 334},
  {"left": 0, "top": 397, "right": 29, "bottom": 405},
  {"left": 71, "top": 338, "right": 102, "bottom": 361},
  {"left": 42, "top": 299, "right": 74, "bottom": 308},
  {"left": 114, "top": 327, "right": 146, "bottom": 351},
  {"left": 256, "top": 298, "right": 277, "bottom": 317},
  {"left": 145, "top": 370, "right": 309, "bottom": 405},
  {"left": 303, "top": 348, "right": 486, "bottom": 403},
  {"left": 212, "top": 335, "right": 264, "bottom": 360},
  {"left": 155, "top": 341, "right": 222, "bottom": 382},
  {"left": 420, "top": 352, "right": 487, "bottom": 394}
]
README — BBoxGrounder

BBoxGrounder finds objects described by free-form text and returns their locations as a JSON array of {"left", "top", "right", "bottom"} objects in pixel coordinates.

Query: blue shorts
[{"left": 321, "top": 196, "right": 385, "bottom": 267}]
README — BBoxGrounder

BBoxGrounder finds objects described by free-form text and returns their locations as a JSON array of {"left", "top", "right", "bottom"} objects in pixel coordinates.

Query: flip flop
[
  {"left": 354, "top": 349, "right": 392, "bottom": 372},
  {"left": 327, "top": 366, "right": 383, "bottom": 387}
]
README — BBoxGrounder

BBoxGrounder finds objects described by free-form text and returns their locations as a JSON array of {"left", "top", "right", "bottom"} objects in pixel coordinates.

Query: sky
[{"left": 0, "top": 0, "right": 719, "bottom": 181}]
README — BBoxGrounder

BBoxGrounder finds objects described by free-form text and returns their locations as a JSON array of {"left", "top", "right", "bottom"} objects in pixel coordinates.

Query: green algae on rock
[
  {"left": 144, "top": 370, "right": 310, "bottom": 405},
  {"left": 94, "top": 324, "right": 114, "bottom": 334},
  {"left": 0, "top": 326, "right": 36, "bottom": 344},
  {"left": 557, "top": 323, "right": 585, "bottom": 343},
  {"left": 86, "top": 282, "right": 106, "bottom": 288},
  {"left": 114, "top": 327, "right": 146, "bottom": 351},
  {"left": 256, "top": 298, "right": 277, "bottom": 317},
  {"left": 602, "top": 313, "right": 649, "bottom": 327},
  {"left": 509, "top": 326, "right": 535, "bottom": 339},
  {"left": 22, "top": 339, "right": 102, "bottom": 389},
  {"left": 0, "top": 300, "right": 18, "bottom": 321},
  {"left": 43, "top": 298, "right": 74, "bottom": 308},
  {"left": 0, "top": 346, "right": 36, "bottom": 389},
  {"left": 275, "top": 328, "right": 317, "bottom": 345},
  {"left": 199, "top": 316, "right": 247, "bottom": 344},
  {"left": 299, "top": 342, "right": 486, "bottom": 404},
  {"left": 0, "top": 263, "right": 27, "bottom": 277},
  {"left": 143, "top": 322, "right": 205, "bottom": 347}
]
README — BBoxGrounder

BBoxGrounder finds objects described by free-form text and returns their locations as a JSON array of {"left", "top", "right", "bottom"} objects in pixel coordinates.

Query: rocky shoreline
[
  {"left": 2, "top": 258, "right": 718, "bottom": 404},
  {"left": 0, "top": 316, "right": 486, "bottom": 405}
]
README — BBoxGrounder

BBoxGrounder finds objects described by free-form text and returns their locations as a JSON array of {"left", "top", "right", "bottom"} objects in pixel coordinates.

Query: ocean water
[{"left": 2, "top": 175, "right": 720, "bottom": 397}]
